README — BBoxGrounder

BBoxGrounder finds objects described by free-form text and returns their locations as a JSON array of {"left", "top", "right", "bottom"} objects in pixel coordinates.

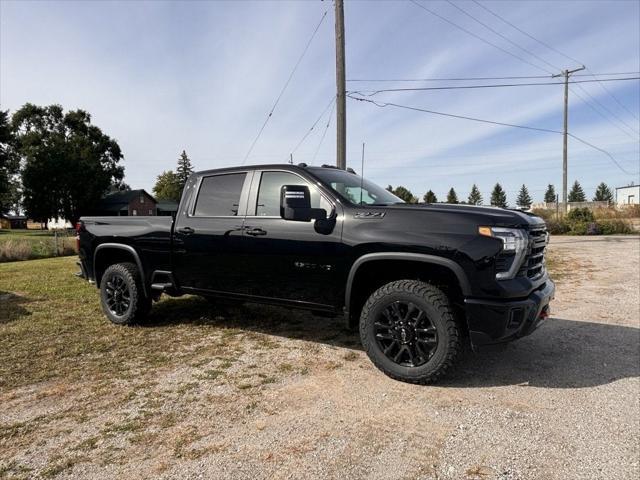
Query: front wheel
[
  {"left": 100, "top": 262, "right": 151, "bottom": 325},
  {"left": 360, "top": 280, "right": 461, "bottom": 384}
]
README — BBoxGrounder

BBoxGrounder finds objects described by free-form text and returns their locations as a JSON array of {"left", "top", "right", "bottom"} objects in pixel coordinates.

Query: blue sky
[{"left": 1, "top": 0, "right": 639, "bottom": 204}]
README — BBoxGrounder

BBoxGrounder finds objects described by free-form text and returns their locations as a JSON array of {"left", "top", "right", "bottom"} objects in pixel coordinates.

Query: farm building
[
  {"left": 616, "top": 185, "right": 639, "bottom": 206},
  {"left": 0, "top": 213, "right": 27, "bottom": 229},
  {"left": 95, "top": 189, "right": 158, "bottom": 216}
]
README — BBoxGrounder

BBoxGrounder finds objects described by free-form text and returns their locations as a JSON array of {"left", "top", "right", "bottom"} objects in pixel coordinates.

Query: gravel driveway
[{"left": 1, "top": 235, "right": 638, "bottom": 479}]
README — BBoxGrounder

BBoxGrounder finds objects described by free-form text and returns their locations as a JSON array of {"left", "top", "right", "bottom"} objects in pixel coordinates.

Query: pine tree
[
  {"left": 544, "top": 184, "right": 556, "bottom": 203},
  {"left": 423, "top": 190, "right": 438, "bottom": 203},
  {"left": 516, "top": 184, "right": 532, "bottom": 210},
  {"left": 568, "top": 180, "right": 586, "bottom": 202},
  {"left": 490, "top": 183, "right": 508, "bottom": 208},
  {"left": 593, "top": 182, "right": 613, "bottom": 203},
  {"left": 467, "top": 184, "right": 482, "bottom": 205},
  {"left": 175, "top": 150, "right": 194, "bottom": 191},
  {"left": 446, "top": 188, "right": 459, "bottom": 204}
]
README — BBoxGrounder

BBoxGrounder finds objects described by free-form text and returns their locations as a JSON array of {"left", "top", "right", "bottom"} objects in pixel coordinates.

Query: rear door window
[{"left": 194, "top": 173, "right": 246, "bottom": 216}]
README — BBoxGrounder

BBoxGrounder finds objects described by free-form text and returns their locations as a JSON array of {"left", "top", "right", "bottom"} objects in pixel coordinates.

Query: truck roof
[{"left": 193, "top": 163, "right": 356, "bottom": 177}]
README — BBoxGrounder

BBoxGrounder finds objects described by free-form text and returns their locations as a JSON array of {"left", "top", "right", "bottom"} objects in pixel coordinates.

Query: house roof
[
  {"left": 100, "top": 189, "right": 157, "bottom": 207},
  {"left": 156, "top": 201, "right": 179, "bottom": 211}
]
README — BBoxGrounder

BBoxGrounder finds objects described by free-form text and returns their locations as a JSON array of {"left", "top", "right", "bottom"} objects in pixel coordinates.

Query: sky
[{"left": 1, "top": 0, "right": 639, "bottom": 205}]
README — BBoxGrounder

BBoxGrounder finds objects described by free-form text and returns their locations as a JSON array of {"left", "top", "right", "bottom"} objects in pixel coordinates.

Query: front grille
[{"left": 519, "top": 226, "right": 548, "bottom": 279}]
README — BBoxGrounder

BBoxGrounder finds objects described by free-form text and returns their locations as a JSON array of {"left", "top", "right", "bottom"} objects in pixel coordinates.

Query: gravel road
[{"left": 1, "top": 235, "right": 638, "bottom": 479}]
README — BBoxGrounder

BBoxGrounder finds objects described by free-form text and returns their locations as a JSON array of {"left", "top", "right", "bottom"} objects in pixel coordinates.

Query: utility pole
[
  {"left": 553, "top": 65, "right": 585, "bottom": 214},
  {"left": 335, "top": 0, "right": 347, "bottom": 170}
]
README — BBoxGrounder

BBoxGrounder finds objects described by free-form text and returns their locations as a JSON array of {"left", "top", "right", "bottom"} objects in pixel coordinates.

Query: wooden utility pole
[
  {"left": 553, "top": 65, "right": 585, "bottom": 214},
  {"left": 335, "top": 0, "right": 347, "bottom": 170}
]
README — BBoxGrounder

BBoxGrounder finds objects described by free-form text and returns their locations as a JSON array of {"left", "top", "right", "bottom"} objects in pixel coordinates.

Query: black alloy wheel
[
  {"left": 104, "top": 272, "right": 131, "bottom": 317},
  {"left": 374, "top": 300, "right": 438, "bottom": 367}
]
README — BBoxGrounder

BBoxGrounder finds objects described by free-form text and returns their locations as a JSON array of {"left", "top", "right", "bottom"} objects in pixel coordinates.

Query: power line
[
  {"left": 571, "top": 84, "right": 639, "bottom": 136},
  {"left": 471, "top": 0, "right": 640, "bottom": 122},
  {"left": 444, "top": 0, "right": 558, "bottom": 75},
  {"left": 569, "top": 87, "right": 639, "bottom": 140},
  {"left": 408, "top": 0, "right": 553, "bottom": 73},
  {"left": 241, "top": 10, "right": 328, "bottom": 165},
  {"left": 348, "top": 94, "right": 639, "bottom": 176},
  {"left": 347, "top": 72, "right": 640, "bottom": 82},
  {"left": 313, "top": 99, "right": 336, "bottom": 162},
  {"left": 287, "top": 96, "right": 335, "bottom": 161},
  {"left": 348, "top": 77, "right": 640, "bottom": 96}
]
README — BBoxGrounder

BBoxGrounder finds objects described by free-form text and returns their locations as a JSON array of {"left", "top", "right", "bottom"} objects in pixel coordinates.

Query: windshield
[{"left": 309, "top": 168, "right": 404, "bottom": 205}]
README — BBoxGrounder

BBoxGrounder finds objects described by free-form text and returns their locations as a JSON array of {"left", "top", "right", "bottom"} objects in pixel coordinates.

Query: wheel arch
[
  {"left": 94, "top": 243, "right": 147, "bottom": 296},
  {"left": 345, "top": 253, "right": 471, "bottom": 327}
]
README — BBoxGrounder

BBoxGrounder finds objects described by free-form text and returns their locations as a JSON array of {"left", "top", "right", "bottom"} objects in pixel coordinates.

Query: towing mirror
[{"left": 280, "top": 185, "right": 327, "bottom": 222}]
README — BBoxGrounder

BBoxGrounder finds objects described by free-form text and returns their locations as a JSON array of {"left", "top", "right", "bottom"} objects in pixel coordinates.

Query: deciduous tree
[
  {"left": 387, "top": 185, "right": 417, "bottom": 203},
  {"left": 153, "top": 170, "right": 182, "bottom": 202},
  {"left": 11, "top": 104, "right": 124, "bottom": 223},
  {"left": 0, "top": 110, "right": 20, "bottom": 214}
]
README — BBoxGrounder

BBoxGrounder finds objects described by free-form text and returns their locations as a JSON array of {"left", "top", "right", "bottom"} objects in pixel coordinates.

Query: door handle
[
  {"left": 177, "top": 226, "right": 194, "bottom": 235},
  {"left": 245, "top": 227, "right": 267, "bottom": 236}
]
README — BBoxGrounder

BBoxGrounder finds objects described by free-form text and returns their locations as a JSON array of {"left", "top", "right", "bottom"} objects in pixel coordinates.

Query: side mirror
[{"left": 280, "top": 185, "right": 327, "bottom": 222}]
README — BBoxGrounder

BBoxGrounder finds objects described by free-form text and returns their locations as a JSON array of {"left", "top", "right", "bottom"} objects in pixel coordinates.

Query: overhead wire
[
  {"left": 347, "top": 72, "right": 640, "bottom": 82},
  {"left": 348, "top": 77, "right": 640, "bottom": 96},
  {"left": 287, "top": 96, "right": 336, "bottom": 161},
  {"left": 241, "top": 9, "right": 328, "bottom": 165},
  {"left": 409, "top": 0, "right": 639, "bottom": 140},
  {"left": 472, "top": 0, "right": 640, "bottom": 122},
  {"left": 347, "top": 94, "right": 639, "bottom": 176},
  {"left": 313, "top": 99, "right": 336, "bottom": 162}
]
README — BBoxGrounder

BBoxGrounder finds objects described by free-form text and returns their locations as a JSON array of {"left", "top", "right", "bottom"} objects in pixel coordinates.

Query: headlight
[{"left": 479, "top": 227, "right": 528, "bottom": 280}]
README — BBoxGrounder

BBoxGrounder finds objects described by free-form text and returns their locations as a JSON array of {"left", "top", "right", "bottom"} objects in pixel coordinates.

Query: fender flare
[
  {"left": 94, "top": 243, "right": 147, "bottom": 296},
  {"left": 344, "top": 252, "right": 471, "bottom": 311}
]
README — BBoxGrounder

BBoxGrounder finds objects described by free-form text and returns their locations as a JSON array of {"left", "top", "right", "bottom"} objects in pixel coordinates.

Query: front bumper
[{"left": 464, "top": 279, "right": 555, "bottom": 346}]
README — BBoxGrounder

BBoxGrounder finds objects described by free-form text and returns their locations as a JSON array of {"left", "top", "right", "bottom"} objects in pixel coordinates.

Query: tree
[
  {"left": 490, "top": 183, "right": 508, "bottom": 208},
  {"left": 153, "top": 170, "right": 182, "bottom": 202},
  {"left": 467, "top": 184, "right": 482, "bottom": 205},
  {"left": 544, "top": 184, "right": 556, "bottom": 203},
  {"left": 516, "top": 184, "right": 532, "bottom": 210},
  {"left": 11, "top": 104, "right": 124, "bottom": 224},
  {"left": 175, "top": 150, "right": 194, "bottom": 190},
  {"left": 568, "top": 180, "right": 586, "bottom": 202},
  {"left": 388, "top": 185, "right": 417, "bottom": 203},
  {"left": 0, "top": 110, "right": 20, "bottom": 214},
  {"left": 593, "top": 182, "right": 613, "bottom": 203},
  {"left": 423, "top": 190, "right": 438, "bottom": 203},
  {"left": 446, "top": 188, "right": 459, "bottom": 204}
]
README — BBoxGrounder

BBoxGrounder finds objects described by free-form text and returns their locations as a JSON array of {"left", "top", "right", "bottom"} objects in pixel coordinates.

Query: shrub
[
  {"left": 546, "top": 219, "right": 569, "bottom": 235},
  {"left": 531, "top": 208, "right": 554, "bottom": 221},
  {"left": 596, "top": 219, "right": 633, "bottom": 235},
  {"left": 567, "top": 207, "right": 594, "bottom": 223}
]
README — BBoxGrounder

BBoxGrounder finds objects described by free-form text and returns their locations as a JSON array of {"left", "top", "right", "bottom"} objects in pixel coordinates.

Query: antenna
[
  {"left": 360, "top": 142, "right": 365, "bottom": 204},
  {"left": 289, "top": 153, "right": 293, "bottom": 165}
]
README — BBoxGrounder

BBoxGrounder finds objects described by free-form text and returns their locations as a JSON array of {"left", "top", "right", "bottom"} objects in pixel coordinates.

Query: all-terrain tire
[
  {"left": 360, "top": 280, "right": 461, "bottom": 384},
  {"left": 100, "top": 262, "right": 151, "bottom": 325}
]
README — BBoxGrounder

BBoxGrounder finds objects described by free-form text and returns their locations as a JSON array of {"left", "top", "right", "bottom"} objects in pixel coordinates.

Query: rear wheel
[
  {"left": 100, "top": 262, "right": 151, "bottom": 325},
  {"left": 360, "top": 280, "right": 461, "bottom": 384}
]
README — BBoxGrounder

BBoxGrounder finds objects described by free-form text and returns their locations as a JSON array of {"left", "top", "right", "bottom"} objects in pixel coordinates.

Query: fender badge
[{"left": 354, "top": 211, "right": 385, "bottom": 219}]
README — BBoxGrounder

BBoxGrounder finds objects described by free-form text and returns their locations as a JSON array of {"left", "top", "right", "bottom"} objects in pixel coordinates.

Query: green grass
[{"left": 0, "top": 256, "right": 240, "bottom": 390}]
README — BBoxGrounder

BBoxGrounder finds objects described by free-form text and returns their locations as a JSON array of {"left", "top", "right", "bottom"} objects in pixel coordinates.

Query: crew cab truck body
[{"left": 78, "top": 164, "right": 554, "bottom": 384}]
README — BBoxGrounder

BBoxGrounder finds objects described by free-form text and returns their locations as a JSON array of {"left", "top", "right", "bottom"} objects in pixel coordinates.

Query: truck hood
[{"left": 366, "top": 203, "right": 545, "bottom": 229}]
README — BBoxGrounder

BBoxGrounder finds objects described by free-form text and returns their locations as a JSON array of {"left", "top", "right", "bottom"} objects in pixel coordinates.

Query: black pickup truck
[{"left": 77, "top": 164, "right": 554, "bottom": 384}]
